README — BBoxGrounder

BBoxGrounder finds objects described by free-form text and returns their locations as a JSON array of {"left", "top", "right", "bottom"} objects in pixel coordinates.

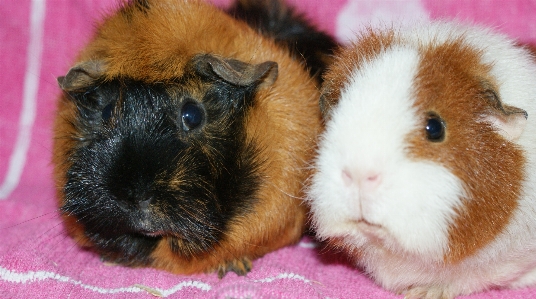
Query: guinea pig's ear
[
  {"left": 191, "top": 54, "right": 278, "bottom": 89},
  {"left": 481, "top": 88, "right": 528, "bottom": 142},
  {"left": 319, "top": 93, "right": 332, "bottom": 120},
  {"left": 319, "top": 82, "right": 340, "bottom": 120},
  {"left": 57, "top": 60, "right": 106, "bottom": 92}
]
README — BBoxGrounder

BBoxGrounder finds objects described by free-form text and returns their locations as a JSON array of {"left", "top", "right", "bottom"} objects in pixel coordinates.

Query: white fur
[{"left": 307, "top": 21, "right": 536, "bottom": 298}]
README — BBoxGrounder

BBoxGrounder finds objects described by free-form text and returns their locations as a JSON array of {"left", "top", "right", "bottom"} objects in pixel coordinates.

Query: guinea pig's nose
[
  {"left": 342, "top": 169, "right": 354, "bottom": 186},
  {"left": 138, "top": 197, "right": 152, "bottom": 210},
  {"left": 342, "top": 168, "right": 382, "bottom": 190}
]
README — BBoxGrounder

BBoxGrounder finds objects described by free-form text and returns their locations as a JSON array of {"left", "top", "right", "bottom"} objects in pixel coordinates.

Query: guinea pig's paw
[
  {"left": 101, "top": 261, "right": 119, "bottom": 267},
  {"left": 217, "top": 257, "right": 252, "bottom": 278},
  {"left": 99, "top": 255, "right": 120, "bottom": 267},
  {"left": 403, "top": 286, "right": 455, "bottom": 299}
]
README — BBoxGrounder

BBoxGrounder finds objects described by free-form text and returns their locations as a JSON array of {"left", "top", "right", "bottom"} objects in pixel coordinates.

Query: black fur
[
  {"left": 62, "top": 69, "right": 262, "bottom": 265},
  {"left": 121, "top": 0, "right": 151, "bottom": 21},
  {"left": 227, "top": 0, "right": 337, "bottom": 82}
]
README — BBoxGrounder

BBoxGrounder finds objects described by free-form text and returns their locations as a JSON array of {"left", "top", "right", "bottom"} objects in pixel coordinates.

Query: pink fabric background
[{"left": 1, "top": 0, "right": 536, "bottom": 298}]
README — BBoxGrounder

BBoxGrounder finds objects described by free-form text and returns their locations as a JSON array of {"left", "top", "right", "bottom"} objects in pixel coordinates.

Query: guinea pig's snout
[
  {"left": 110, "top": 181, "right": 167, "bottom": 235},
  {"left": 107, "top": 146, "right": 172, "bottom": 214},
  {"left": 111, "top": 177, "right": 156, "bottom": 211},
  {"left": 114, "top": 188, "right": 154, "bottom": 211},
  {"left": 138, "top": 198, "right": 152, "bottom": 210},
  {"left": 342, "top": 168, "right": 382, "bottom": 190}
]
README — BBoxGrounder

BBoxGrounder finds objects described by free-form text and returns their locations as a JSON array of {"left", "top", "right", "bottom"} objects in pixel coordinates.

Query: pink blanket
[{"left": 1, "top": 0, "right": 536, "bottom": 298}]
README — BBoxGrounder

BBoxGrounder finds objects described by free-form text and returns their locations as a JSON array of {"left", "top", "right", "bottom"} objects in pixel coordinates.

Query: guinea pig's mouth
[
  {"left": 136, "top": 229, "right": 184, "bottom": 239},
  {"left": 350, "top": 219, "right": 388, "bottom": 245},
  {"left": 131, "top": 219, "right": 181, "bottom": 238},
  {"left": 138, "top": 230, "right": 167, "bottom": 238},
  {"left": 127, "top": 213, "right": 184, "bottom": 239}
]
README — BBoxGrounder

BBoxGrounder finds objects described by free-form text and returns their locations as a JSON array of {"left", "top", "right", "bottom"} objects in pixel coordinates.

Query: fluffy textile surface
[{"left": 1, "top": 0, "right": 536, "bottom": 298}]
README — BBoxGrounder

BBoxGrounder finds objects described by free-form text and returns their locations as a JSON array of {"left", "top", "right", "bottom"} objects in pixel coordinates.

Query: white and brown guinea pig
[
  {"left": 53, "top": 0, "right": 327, "bottom": 277},
  {"left": 306, "top": 21, "right": 536, "bottom": 299}
]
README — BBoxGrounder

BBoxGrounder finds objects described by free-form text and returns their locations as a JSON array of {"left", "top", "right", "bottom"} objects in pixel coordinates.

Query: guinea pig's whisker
[
  {"left": 315, "top": 245, "right": 332, "bottom": 255},
  {"left": 263, "top": 179, "right": 306, "bottom": 201},
  {"left": 17, "top": 210, "right": 76, "bottom": 260},
  {"left": 1, "top": 210, "right": 59, "bottom": 230},
  {"left": 40, "top": 225, "right": 72, "bottom": 251}
]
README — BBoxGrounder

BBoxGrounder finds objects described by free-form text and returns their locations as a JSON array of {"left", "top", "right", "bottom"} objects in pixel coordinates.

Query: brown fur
[
  {"left": 53, "top": 0, "right": 321, "bottom": 275},
  {"left": 409, "top": 39, "right": 524, "bottom": 263},
  {"left": 521, "top": 43, "right": 536, "bottom": 58}
]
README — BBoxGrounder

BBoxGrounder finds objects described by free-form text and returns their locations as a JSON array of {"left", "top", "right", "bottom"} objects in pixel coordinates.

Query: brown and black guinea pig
[{"left": 52, "top": 0, "right": 330, "bottom": 277}]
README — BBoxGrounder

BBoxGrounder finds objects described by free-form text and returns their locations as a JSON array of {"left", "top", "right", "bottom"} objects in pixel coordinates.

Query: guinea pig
[
  {"left": 53, "top": 0, "right": 325, "bottom": 277},
  {"left": 306, "top": 21, "right": 536, "bottom": 298},
  {"left": 227, "top": 0, "right": 338, "bottom": 82}
]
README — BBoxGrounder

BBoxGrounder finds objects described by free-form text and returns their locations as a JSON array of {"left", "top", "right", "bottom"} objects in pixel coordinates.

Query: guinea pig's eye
[
  {"left": 425, "top": 114, "right": 445, "bottom": 142},
  {"left": 181, "top": 102, "right": 204, "bottom": 131},
  {"left": 101, "top": 103, "right": 115, "bottom": 121}
]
